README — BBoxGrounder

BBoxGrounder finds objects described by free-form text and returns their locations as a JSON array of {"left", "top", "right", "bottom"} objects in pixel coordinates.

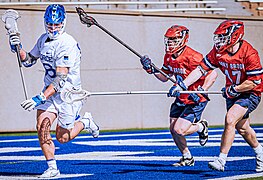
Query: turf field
[{"left": 0, "top": 126, "right": 263, "bottom": 179}]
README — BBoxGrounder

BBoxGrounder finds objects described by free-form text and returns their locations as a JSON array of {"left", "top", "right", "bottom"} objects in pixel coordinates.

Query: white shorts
[{"left": 36, "top": 92, "right": 83, "bottom": 129}]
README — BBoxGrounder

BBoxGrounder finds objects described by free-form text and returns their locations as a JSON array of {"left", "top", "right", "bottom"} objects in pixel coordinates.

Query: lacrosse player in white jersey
[{"left": 8, "top": 4, "right": 99, "bottom": 178}]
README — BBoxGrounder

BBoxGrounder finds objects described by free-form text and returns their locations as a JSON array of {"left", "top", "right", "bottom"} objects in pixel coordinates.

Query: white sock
[
  {"left": 219, "top": 152, "right": 227, "bottom": 164},
  {"left": 47, "top": 159, "right": 57, "bottom": 170},
  {"left": 253, "top": 144, "right": 263, "bottom": 155},
  {"left": 183, "top": 151, "right": 192, "bottom": 159},
  {"left": 197, "top": 123, "right": 204, "bottom": 132}
]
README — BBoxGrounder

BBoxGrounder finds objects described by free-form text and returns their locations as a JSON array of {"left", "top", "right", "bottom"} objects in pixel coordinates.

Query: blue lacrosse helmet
[{"left": 44, "top": 4, "right": 66, "bottom": 39}]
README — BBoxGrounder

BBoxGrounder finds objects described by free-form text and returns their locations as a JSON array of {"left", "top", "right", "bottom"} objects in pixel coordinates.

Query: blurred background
[{"left": 0, "top": 0, "right": 262, "bottom": 132}]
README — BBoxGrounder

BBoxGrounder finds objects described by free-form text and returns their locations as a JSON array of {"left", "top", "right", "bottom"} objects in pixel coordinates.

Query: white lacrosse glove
[
  {"left": 21, "top": 92, "right": 46, "bottom": 111},
  {"left": 9, "top": 32, "right": 22, "bottom": 53}
]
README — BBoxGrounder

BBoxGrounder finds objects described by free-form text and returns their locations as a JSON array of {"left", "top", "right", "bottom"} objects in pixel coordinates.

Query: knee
[
  {"left": 56, "top": 135, "right": 67, "bottom": 144},
  {"left": 225, "top": 114, "right": 236, "bottom": 128},
  {"left": 56, "top": 127, "right": 70, "bottom": 144},
  {"left": 170, "top": 125, "right": 185, "bottom": 136}
]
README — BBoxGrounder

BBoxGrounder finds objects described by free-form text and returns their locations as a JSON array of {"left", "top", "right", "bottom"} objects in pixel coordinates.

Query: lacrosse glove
[
  {"left": 9, "top": 32, "right": 22, "bottom": 53},
  {"left": 21, "top": 92, "right": 46, "bottom": 111}
]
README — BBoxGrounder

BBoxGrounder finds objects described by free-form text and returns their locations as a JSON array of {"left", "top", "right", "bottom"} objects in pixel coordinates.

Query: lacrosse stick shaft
[
  {"left": 89, "top": 90, "right": 222, "bottom": 96},
  {"left": 15, "top": 45, "right": 28, "bottom": 99},
  {"left": 90, "top": 15, "right": 176, "bottom": 83}
]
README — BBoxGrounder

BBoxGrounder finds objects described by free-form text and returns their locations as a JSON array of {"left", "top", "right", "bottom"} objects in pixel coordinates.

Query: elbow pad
[
  {"left": 51, "top": 72, "right": 68, "bottom": 92},
  {"left": 22, "top": 53, "right": 37, "bottom": 67}
]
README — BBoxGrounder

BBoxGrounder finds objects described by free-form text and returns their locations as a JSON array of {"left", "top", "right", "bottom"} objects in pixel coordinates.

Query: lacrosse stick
[
  {"left": 75, "top": 7, "right": 210, "bottom": 102},
  {"left": 61, "top": 86, "right": 222, "bottom": 104},
  {"left": 76, "top": 7, "right": 210, "bottom": 101},
  {"left": 2, "top": 9, "right": 28, "bottom": 99},
  {"left": 75, "top": 7, "right": 175, "bottom": 82}
]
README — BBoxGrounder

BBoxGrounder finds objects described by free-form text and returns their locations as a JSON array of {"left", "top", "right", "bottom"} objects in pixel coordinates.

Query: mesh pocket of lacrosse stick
[{"left": 60, "top": 87, "right": 91, "bottom": 104}]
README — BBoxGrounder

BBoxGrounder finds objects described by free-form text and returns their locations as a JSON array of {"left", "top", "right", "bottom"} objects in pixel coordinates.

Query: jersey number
[
  {"left": 224, "top": 69, "right": 241, "bottom": 84},
  {"left": 43, "top": 63, "right": 56, "bottom": 78}
]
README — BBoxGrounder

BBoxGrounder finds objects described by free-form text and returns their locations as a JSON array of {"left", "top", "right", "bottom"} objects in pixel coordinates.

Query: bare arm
[
  {"left": 183, "top": 67, "right": 203, "bottom": 87},
  {"left": 18, "top": 49, "right": 27, "bottom": 61},
  {"left": 235, "top": 80, "right": 257, "bottom": 92},
  {"left": 201, "top": 70, "right": 218, "bottom": 90},
  {"left": 153, "top": 73, "right": 169, "bottom": 82}
]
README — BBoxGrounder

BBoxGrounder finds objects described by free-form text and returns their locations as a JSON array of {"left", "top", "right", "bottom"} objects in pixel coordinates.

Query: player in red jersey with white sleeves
[
  {"left": 181, "top": 20, "right": 263, "bottom": 172},
  {"left": 140, "top": 25, "right": 218, "bottom": 167}
]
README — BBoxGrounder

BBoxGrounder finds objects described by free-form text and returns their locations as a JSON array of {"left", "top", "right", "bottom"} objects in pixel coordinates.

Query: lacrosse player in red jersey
[
  {"left": 181, "top": 20, "right": 263, "bottom": 172},
  {"left": 140, "top": 25, "right": 218, "bottom": 167},
  {"left": 8, "top": 4, "right": 99, "bottom": 178}
]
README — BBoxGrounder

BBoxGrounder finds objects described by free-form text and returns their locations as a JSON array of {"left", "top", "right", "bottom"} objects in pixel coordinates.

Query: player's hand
[
  {"left": 221, "top": 85, "right": 240, "bottom": 99},
  {"left": 140, "top": 55, "right": 158, "bottom": 74},
  {"left": 21, "top": 92, "right": 46, "bottom": 111},
  {"left": 167, "top": 85, "right": 183, "bottom": 97},
  {"left": 9, "top": 32, "right": 22, "bottom": 53}
]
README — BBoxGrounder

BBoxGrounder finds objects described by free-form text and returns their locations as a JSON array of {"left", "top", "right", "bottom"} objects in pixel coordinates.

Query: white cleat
[
  {"left": 197, "top": 119, "right": 208, "bottom": 146},
  {"left": 39, "top": 167, "right": 60, "bottom": 178},
  {"left": 256, "top": 153, "right": 263, "bottom": 172},
  {"left": 81, "top": 112, "right": 99, "bottom": 138},
  {"left": 208, "top": 158, "right": 225, "bottom": 172}
]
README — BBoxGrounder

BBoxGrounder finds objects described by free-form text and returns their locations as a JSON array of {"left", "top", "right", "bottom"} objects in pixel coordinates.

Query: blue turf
[{"left": 0, "top": 127, "right": 262, "bottom": 179}]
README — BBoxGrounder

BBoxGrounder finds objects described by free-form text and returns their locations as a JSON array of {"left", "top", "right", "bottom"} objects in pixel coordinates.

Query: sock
[
  {"left": 183, "top": 151, "right": 192, "bottom": 159},
  {"left": 197, "top": 122, "right": 204, "bottom": 133},
  {"left": 219, "top": 152, "right": 227, "bottom": 165},
  {"left": 253, "top": 144, "right": 263, "bottom": 155},
  {"left": 47, "top": 159, "right": 57, "bottom": 170}
]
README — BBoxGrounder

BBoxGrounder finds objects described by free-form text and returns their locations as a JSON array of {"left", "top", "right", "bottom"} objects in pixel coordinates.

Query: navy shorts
[
  {"left": 226, "top": 93, "right": 261, "bottom": 119},
  {"left": 170, "top": 101, "right": 208, "bottom": 123}
]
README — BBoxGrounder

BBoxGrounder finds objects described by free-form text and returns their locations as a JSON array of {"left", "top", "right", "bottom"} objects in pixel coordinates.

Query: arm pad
[
  {"left": 51, "top": 72, "right": 68, "bottom": 92},
  {"left": 22, "top": 53, "right": 37, "bottom": 67}
]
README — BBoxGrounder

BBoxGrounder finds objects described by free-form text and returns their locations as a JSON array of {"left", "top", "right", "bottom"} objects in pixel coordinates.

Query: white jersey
[{"left": 30, "top": 32, "right": 81, "bottom": 90}]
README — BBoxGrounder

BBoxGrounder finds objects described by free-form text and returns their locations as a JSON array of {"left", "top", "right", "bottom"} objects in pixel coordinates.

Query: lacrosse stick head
[
  {"left": 76, "top": 7, "right": 97, "bottom": 27},
  {"left": 60, "top": 86, "right": 91, "bottom": 104},
  {"left": 2, "top": 9, "right": 20, "bottom": 34}
]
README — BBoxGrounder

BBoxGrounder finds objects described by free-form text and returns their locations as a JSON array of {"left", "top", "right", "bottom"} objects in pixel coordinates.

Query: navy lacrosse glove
[
  {"left": 168, "top": 84, "right": 182, "bottom": 97},
  {"left": 197, "top": 85, "right": 210, "bottom": 101},
  {"left": 21, "top": 92, "right": 46, "bottom": 111},
  {"left": 9, "top": 32, "right": 22, "bottom": 53},
  {"left": 221, "top": 85, "right": 240, "bottom": 99},
  {"left": 140, "top": 55, "right": 158, "bottom": 74}
]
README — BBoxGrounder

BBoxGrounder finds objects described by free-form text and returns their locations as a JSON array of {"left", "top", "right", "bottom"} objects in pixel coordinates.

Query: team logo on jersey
[
  {"left": 216, "top": 53, "right": 222, "bottom": 57},
  {"left": 64, "top": 56, "right": 69, "bottom": 61}
]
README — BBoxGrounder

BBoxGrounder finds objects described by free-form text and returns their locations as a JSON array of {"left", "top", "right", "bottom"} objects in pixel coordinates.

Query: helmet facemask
[
  {"left": 44, "top": 4, "right": 66, "bottom": 39},
  {"left": 213, "top": 21, "right": 244, "bottom": 53},
  {"left": 164, "top": 25, "right": 189, "bottom": 55},
  {"left": 213, "top": 33, "right": 231, "bottom": 53},
  {"left": 164, "top": 35, "right": 186, "bottom": 54}
]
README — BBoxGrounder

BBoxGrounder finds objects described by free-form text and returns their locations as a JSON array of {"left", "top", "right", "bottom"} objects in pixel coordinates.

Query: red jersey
[
  {"left": 200, "top": 40, "right": 263, "bottom": 96},
  {"left": 161, "top": 46, "right": 208, "bottom": 104}
]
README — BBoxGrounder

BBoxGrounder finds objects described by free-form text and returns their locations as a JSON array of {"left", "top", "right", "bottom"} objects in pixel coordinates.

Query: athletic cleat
[
  {"left": 81, "top": 112, "right": 99, "bottom": 138},
  {"left": 39, "top": 167, "right": 60, "bottom": 178},
  {"left": 172, "top": 157, "right": 195, "bottom": 167},
  {"left": 208, "top": 158, "right": 225, "bottom": 171},
  {"left": 256, "top": 153, "right": 263, "bottom": 172},
  {"left": 197, "top": 119, "right": 208, "bottom": 146}
]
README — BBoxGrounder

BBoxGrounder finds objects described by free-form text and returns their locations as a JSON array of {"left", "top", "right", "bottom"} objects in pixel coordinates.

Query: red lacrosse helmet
[
  {"left": 213, "top": 20, "right": 244, "bottom": 53},
  {"left": 164, "top": 25, "right": 189, "bottom": 54}
]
